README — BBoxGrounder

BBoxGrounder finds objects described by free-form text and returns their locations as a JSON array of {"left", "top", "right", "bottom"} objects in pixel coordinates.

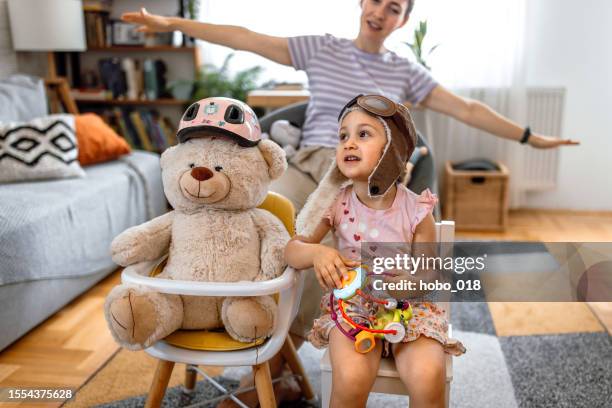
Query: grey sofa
[
  {"left": 259, "top": 102, "right": 439, "bottom": 212},
  {"left": 0, "top": 75, "right": 167, "bottom": 351}
]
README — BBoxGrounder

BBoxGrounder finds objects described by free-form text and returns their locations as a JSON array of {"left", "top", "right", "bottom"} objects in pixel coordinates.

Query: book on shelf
[
  {"left": 83, "top": 0, "right": 112, "bottom": 11},
  {"left": 110, "top": 108, "right": 136, "bottom": 148},
  {"left": 141, "top": 111, "right": 165, "bottom": 151},
  {"left": 71, "top": 88, "right": 109, "bottom": 101},
  {"left": 92, "top": 57, "right": 171, "bottom": 101},
  {"left": 161, "top": 117, "right": 178, "bottom": 146},
  {"left": 129, "top": 111, "right": 154, "bottom": 151},
  {"left": 84, "top": 8, "right": 110, "bottom": 48},
  {"left": 98, "top": 58, "right": 127, "bottom": 98},
  {"left": 80, "top": 107, "right": 178, "bottom": 153}
]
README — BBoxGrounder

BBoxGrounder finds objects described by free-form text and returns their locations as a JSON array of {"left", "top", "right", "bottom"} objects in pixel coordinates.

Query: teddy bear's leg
[
  {"left": 104, "top": 284, "right": 183, "bottom": 350},
  {"left": 221, "top": 296, "right": 277, "bottom": 343}
]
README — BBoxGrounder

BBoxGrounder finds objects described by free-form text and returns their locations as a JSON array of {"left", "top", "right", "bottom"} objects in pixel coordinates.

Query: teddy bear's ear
[{"left": 258, "top": 139, "right": 287, "bottom": 180}]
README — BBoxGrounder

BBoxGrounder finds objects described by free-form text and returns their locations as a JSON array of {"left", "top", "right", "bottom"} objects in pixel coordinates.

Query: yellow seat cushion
[{"left": 164, "top": 329, "right": 265, "bottom": 351}]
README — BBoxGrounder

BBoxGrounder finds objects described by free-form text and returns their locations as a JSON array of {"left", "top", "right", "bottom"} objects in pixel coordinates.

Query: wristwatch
[{"left": 520, "top": 127, "right": 531, "bottom": 144}]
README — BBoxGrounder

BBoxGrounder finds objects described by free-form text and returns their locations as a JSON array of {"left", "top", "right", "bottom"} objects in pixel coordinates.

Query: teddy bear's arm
[
  {"left": 111, "top": 211, "right": 175, "bottom": 266},
  {"left": 251, "top": 209, "right": 290, "bottom": 281}
]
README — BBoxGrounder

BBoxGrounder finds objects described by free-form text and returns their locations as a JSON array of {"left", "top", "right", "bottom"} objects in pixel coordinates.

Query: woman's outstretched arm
[
  {"left": 121, "top": 8, "right": 292, "bottom": 66},
  {"left": 421, "top": 85, "right": 580, "bottom": 149}
]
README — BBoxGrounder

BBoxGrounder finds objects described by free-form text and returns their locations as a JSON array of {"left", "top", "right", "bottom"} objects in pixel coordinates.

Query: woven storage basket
[{"left": 443, "top": 161, "right": 509, "bottom": 231}]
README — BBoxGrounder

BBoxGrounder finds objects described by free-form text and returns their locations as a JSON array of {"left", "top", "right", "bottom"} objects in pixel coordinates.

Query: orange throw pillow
[{"left": 75, "top": 113, "right": 131, "bottom": 165}]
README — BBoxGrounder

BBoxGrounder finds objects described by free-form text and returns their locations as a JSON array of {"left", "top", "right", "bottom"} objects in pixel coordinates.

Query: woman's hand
[
  {"left": 121, "top": 8, "right": 174, "bottom": 33},
  {"left": 312, "top": 245, "right": 360, "bottom": 290},
  {"left": 528, "top": 133, "right": 580, "bottom": 149}
]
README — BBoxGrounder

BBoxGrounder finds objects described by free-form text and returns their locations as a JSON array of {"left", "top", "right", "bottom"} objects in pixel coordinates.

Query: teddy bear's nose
[{"left": 191, "top": 166, "right": 214, "bottom": 181}]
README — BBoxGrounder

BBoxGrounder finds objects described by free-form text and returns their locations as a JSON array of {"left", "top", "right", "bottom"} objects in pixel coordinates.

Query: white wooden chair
[{"left": 320, "top": 221, "right": 456, "bottom": 407}]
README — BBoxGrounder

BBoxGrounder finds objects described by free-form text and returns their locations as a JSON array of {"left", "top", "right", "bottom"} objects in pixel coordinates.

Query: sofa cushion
[
  {"left": 75, "top": 113, "right": 131, "bottom": 165},
  {"left": 0, "top": 74, "right": 48, "bottom": 122},
  {"left": 0, "top": 114, "right": 86, "bottom": 183}
]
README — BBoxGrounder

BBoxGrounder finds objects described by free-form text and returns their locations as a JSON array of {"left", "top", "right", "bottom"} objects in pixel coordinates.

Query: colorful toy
[{"left": 330, "top": 266, "right": 413, "bottom": 353}]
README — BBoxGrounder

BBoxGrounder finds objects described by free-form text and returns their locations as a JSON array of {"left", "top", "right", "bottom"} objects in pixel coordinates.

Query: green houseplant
[
  {"left": 404, "top": 20, "right": 439, "bottom": 70},
  {"left": 170, "top": 53, "right": 263, "bottom": 103}
]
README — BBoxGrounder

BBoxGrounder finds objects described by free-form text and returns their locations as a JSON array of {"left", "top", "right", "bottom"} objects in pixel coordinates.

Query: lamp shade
[{"left": 8, "top": 0, "right": 86, "bottom": 51}]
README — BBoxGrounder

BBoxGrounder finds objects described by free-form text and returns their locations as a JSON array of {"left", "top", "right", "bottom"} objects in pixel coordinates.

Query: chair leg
[
  {"left": 281, "top": 336, "right": 315, "bottom": 400},
  {"left": 185, "top": 364, "right": 197, "bottom": 393},
  {"left": 253, "top": 362, "right": 276, "bottom": 408},
  {"left": 320, "top": 368, "right": 332, "bottom": 408},
  {"left": 145, "top": 359, "right": 175, "bottom": 408},
  {"left": 445, "top": 380, "right": 451, "bottom": 408}
]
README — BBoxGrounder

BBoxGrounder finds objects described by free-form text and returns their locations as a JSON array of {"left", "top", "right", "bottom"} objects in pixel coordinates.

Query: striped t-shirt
[{"left": 288, "top": 34, "right": 438, "bottom": 148}]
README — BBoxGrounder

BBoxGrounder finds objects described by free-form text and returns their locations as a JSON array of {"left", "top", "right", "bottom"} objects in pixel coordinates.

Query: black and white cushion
[{"left": 0, "top": 115, "right": 85, "bottom": 183}]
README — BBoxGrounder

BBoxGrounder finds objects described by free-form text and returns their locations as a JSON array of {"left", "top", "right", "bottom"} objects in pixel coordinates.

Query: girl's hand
[
  {"left": 312, "top": 245, "right": 360, "bottom": 290},
  {"left": 121, "top": 8, "right": 174, "bottom": 33},
  {"left": 529, "top": 133, "right": 580, "bottom": 149}
]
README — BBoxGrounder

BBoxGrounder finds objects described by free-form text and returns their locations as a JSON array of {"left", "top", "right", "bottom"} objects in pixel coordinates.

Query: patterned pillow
[{"left": 0, "top": 115, "right": 85, "bottom": 183}]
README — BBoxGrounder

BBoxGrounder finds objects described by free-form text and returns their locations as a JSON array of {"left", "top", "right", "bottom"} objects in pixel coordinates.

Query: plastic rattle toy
[{"left": 330, "top": 265, "right": 413, "bottom": 353}]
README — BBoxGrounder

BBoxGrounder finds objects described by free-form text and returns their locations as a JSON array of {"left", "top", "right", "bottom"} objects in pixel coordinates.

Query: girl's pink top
[{"left": 324, "top": 184, "right": 438, "bottom": 259}]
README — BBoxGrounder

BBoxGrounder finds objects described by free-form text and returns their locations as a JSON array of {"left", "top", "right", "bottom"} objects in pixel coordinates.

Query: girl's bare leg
[
  {"left": 329, "top": 326, "right": 382, "bottom": 408},
  {"left": 392, "top": 336, "right": 446, "bottom": 408}
]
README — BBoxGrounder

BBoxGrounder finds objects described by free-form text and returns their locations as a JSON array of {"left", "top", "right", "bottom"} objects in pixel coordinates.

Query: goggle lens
[{"left": 338, "top": 94, "right": 398, "bottom": 121}]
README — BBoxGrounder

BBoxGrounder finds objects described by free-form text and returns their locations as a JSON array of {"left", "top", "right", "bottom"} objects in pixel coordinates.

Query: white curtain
[{"left": 198, "top": 0, "right": 530, "bottom": 206}]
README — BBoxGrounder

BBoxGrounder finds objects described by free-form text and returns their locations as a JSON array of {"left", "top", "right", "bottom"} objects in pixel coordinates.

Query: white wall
[{"left": 523, "top": 0, "right": 612, "bottom": 210}]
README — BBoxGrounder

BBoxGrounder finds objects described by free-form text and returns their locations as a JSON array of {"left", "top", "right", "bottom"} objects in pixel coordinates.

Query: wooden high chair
[
  {"left": 120, "top": 192, "right": 314, "bottom": 408},
  {"left": 320, "top": 221, "right": 456, "bottom": 408}
]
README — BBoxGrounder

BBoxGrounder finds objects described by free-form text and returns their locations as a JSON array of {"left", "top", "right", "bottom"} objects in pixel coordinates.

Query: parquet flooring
[{"left": 0, "top": 272, "right": 121, "bottom": 408}]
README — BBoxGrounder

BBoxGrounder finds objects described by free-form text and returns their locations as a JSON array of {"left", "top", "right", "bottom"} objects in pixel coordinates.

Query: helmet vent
[
  {"left": 183, "top": 103, "right": 199, "bottom": 121},
  {"left": 224, "top": 104, "right": 244, "bottom": 124}
]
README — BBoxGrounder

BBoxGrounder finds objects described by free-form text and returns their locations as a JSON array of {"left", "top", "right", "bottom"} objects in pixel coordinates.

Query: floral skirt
[{"left": 308, "top": 292, "right": 466, "bottom": 357}]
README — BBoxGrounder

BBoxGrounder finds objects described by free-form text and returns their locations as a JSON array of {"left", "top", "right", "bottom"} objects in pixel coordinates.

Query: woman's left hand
[{"left": 529, "top": 133, "right": 580, "bottom": 149}]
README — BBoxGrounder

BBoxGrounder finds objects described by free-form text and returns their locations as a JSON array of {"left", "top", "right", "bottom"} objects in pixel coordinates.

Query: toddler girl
[{"left": 285, "top": 94, "right": 465, "bottom": 408}]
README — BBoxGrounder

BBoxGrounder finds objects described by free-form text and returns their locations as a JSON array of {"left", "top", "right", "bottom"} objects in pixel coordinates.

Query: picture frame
[{"left": 111, "top": 20, "right": 145, "bottom": 46}]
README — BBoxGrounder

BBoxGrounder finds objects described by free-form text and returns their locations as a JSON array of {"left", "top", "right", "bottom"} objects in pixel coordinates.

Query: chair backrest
[
  {"left": 258, "top": 101, "right": 309, "bottom": 134},
  {"left": 435, "top": 221, "right": 455, "bottom": 321},
  {"left": 258, "top": 191, "right": 295, "bottom": 236}
]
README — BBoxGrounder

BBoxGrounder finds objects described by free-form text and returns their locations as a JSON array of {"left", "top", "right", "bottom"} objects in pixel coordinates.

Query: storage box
[{"left": 443, "top": 161, "right": 509, "bottom": 231}]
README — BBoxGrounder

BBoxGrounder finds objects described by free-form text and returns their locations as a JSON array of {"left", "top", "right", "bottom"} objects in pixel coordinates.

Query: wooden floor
[
  {"left": 0, "top": 209, "right": 610, "bottom": 407},
  {"left": 456, "top": 209, "right": 612, "bottom": 242},
  {"left": 0, "top": 272, "right": 122, "bottom": 408}
]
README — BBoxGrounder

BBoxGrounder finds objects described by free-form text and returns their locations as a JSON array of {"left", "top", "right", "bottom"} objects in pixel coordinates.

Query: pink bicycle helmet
[{"left": 176, "top": 97, "right": 261, "bottom": 147}]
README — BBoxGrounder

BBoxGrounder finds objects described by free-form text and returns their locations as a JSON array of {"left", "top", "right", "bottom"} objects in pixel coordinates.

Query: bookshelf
[
  {"left": 88, "top": 46, "right": 198, "bottom": 53},
  {"left": 67, "top": 0, "right": 200, "bottom": 153},
  {"left": 76, "top": 98, "right": 190, "bottom": 106}
]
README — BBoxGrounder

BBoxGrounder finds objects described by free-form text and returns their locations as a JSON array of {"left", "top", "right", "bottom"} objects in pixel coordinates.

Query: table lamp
[{"left": 8, "top": 0, "right": 86, "bottom": 113}]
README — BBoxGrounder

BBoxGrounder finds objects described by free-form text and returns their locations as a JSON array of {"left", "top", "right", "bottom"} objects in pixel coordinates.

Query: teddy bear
[{"left": 104, "top": 97, "right": 289, "bottom": 350}]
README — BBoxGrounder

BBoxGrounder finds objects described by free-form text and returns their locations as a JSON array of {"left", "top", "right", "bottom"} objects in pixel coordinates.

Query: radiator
[{"left": 523, "top": 88, "right": 565, "bottom": 190}]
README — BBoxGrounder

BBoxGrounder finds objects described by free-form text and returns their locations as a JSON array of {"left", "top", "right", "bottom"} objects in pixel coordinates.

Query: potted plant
[
  {"left": 404, "top": 20, "right": 439, "bottom": 70},
  {"left": 169, "top": 53, "right": 263, "bottom": 103}
]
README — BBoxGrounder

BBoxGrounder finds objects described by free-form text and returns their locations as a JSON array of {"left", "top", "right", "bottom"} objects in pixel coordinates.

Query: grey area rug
[
  {"left": 94, "top": 303, "right": 611, "bottom": 408},
  {"left": 500, "top": 332, "right": 612, "bottom": 408}
]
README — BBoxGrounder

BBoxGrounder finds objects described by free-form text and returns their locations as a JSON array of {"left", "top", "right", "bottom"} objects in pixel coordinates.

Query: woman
[{"left": 123, "top": 1, "right": 578, "bottom": 406}]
